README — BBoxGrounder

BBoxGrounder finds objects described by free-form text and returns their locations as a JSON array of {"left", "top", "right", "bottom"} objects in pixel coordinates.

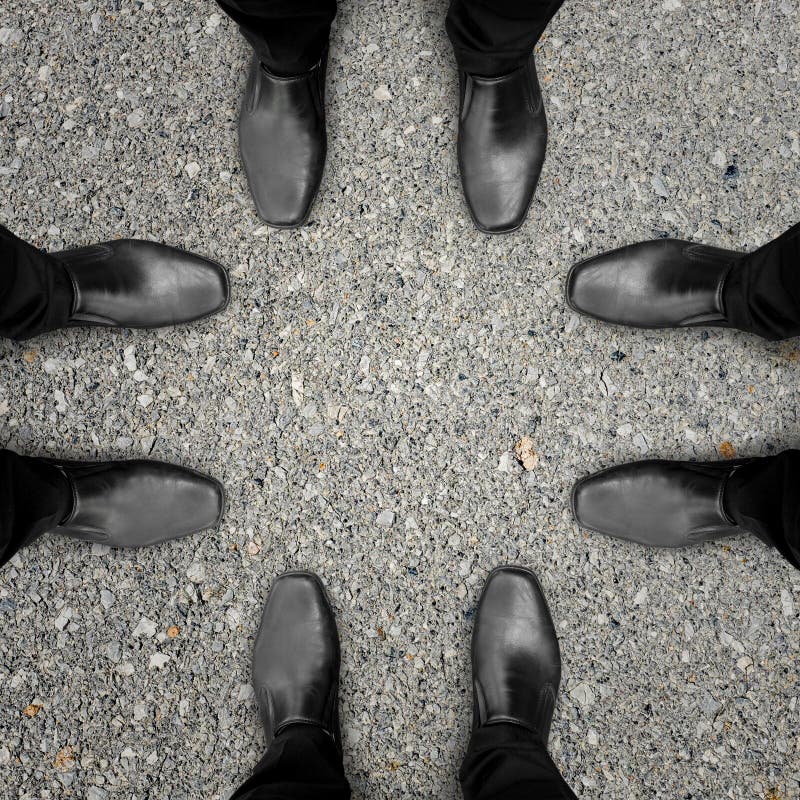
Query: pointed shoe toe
[
  {"left": 239, "top": 55, "right": 327, "bottom": 228},
  {"left": 472, "top": 566, "right": 561, "bottom": 743},
  {"left": 47, "top": 459, "right": 224, "bottom": 548},
  {"left": 567, "top": 239, "right": 739, "bottom": 328},
  {"left": 458, "top": 56, "right": 547, "bottom": 235},
  {"left": 253, "top": 571, "right": 340, "bottom": 746},
  {"left": 57, "top": 240, "right": 229, "bottom": 329},
  {"left": 572, "top": 460, "right": 749, "bottom": 548}
]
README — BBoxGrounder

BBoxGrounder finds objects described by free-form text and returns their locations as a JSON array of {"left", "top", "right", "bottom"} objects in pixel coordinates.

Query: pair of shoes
[
  {"left": 239, "top": 53, "right": 546, "bottom": 234},
  {"left": 9, "top": 239, "right": 229, "bottom": 547},
  {"left": 8, "top": 236, "right": 229, "bottom": 549},
  {"left": 42, "top": 458, "right": 224, "bottom": 550},
  {"left": 253, "top": 567, "right": 561, "bottom": 751},
  {"left": 566, "top": 242, "right": 759, "bottom": 551},
  {"left": 566, "top": 233, "right": 798, "bottom": 549}
]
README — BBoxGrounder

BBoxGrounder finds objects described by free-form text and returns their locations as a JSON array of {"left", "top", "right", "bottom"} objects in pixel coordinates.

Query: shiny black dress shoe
[
  {"left": 253, "top": 571, "right": 340, "bottom": 746},
  {"left": 239, "top": 54, "right": 327, "bottom": 228},
  {"left": 56, "top": 239, "right": 229, "bottom": 329},
  {"left": 572, "top": 459, "right": 753, "bottom": 548},
  {"left": 45, "top": 459, "right": 225, "bottom": 547},
  {"left": 471, "top": 566, "right": 561, "bottom": 743},
  {"left": 458, "top": 55, "right": 547, "bottom": 235},
  {"left": 566, "top": 239, "right": 743, "bottom": 329}
]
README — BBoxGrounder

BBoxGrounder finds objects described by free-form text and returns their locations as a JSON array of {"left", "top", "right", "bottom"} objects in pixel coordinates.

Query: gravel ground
[{"left": 1, "top": 0, "right": 799, "bottom": 798}]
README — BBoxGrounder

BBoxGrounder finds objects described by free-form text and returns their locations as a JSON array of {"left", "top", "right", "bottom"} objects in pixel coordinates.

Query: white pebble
[
  {"left": 54, "top": 607, "right": 72, "bottom": 631},
  {"left": 149, "top": 653, "right": 170, "bottom": 670},
  {"left": 132, "top": 617, "right": 157, "bottom": 638},
  {"left": 569, "top": 682, "right": 596, "bottom": 707},
  {"left": 780, "top": 589, "right": 794, "bottom": 619},
  {"left": 186, "top": 562, "right": 206, "bottom": 583},
  {"left": 376, "top": 510, "right": 395, "bottom": 527}
]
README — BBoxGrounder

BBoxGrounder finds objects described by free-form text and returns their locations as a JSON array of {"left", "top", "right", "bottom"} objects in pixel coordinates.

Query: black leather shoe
[
  {"left": 45, "top": 459, "right": 224, "bottom": 547},
  {"left": 55, "top": 240, "right": 229, "bottom": 329},
  {"left": 566, "top": 239, "right": 743, "bottom": 329},
  {"left": 239, "top": 54, "right": 327, "bottom": 228},
  {"left": 253, "top": 571, "right": 340, "bottom": 747},
  {"left": 458, "top": 56, "right": 547, "bottom": 234},
  {"left": 572, "top": 459, "right": 753, "bottom": 548},
  {"left": 471, "top": 566, "right": 561, "bottom": 743}
]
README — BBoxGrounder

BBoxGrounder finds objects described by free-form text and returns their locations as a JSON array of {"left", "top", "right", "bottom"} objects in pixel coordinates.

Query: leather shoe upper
[
  {"left": 253, "top": 571, "right": 340, "bottom": 747},
  {"left": 46, "top": 459, "right": 225, "bottom": 547},
  {"left": 55, "top": 240, "right": 229, "bottom": 329},
  {"left": 566, "top": 239, "right": 742, "bottom": 328},
  {"left": 471, "top": 566, "right": 561, "bottom": 743},
  {"left": 458, "top": 56, "right": 547, "bottom": 234},
  {"left": 572, "top": 459, "right": 751, "bottom": 548},
  {"left": 239, "top": 55, "right": 327, "bottom": 228}
]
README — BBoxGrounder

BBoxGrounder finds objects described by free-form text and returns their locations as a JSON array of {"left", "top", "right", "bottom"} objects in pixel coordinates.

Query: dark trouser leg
[
  {"left": 0, "top": 450, "right": 72, "bottom": 567},
  {"left": 445, "top": 0, "right": 565, "bottom": 76},
  {"left": 459, "top": 723, "right": 578, "bottom": 800},
  {"left": 722, "top": 222, "right": 800, "bottom": 341},
  {"left": 0, "top": 225, "right": 73, "bottom": 341},
  {"left": 725, "top": 450, "right": 800, "bottom": 570},
  {"left": 215, "top": 0, "right": 337, "bottom": 75},
  {"left": 230, "top": 724, "right": 351, "bottom": 800}
]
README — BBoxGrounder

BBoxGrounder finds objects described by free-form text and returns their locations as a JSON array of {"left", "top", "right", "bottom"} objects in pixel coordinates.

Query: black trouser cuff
[
  {"left": 725, "top": 451, "right": 800, "bottom": 570},
  {"left": 0, "top": 225, "right": 74, "bottom": 341},
  {"left": 722, "top": 222, "right": 800, "bottom": 341}
]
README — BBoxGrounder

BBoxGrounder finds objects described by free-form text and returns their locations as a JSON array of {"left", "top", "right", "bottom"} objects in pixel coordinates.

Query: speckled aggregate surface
[{"left": 0, "top": 0, "right": 799, "bottom": 798}]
